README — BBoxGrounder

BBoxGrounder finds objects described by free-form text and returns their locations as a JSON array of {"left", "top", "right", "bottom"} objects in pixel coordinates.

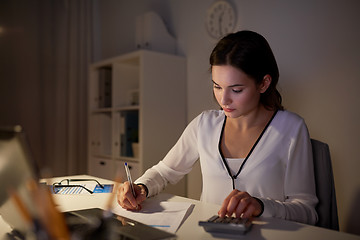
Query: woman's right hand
[
  {"left": 117, "top": 181, "right": 147, "bottom": 210},
  {"left": 218, "top": 189, "right": 263, "bottom": 219}
]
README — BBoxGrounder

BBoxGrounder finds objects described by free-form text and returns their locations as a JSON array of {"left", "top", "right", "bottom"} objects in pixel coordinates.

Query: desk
[{"left": 1, "top": 175, "right": 359, "bottom": 240}]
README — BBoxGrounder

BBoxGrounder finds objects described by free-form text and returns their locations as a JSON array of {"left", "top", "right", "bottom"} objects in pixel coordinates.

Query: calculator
[{"left": 198, "top": 215, "right": 252, "bottom": 235}]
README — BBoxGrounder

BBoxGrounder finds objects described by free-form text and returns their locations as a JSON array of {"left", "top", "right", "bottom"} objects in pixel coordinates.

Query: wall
[
  {"left": 94, "top": 0, "right": 360, "bottom": 233},
  {"left": 0, "top": 0, "right": 91, "bottom": 176},
  {"left": 0, "top": 0, "right": 43, "bottom": 166}
]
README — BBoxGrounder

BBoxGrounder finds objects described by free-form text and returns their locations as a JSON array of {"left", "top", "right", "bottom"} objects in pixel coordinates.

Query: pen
[{"left": 124, "top": 162, "right": 137, "bottom": 198}]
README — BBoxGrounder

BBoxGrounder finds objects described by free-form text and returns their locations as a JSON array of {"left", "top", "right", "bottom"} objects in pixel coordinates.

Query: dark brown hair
[{"left": 210, "top": 30, "right": 284, "bottom": 111}]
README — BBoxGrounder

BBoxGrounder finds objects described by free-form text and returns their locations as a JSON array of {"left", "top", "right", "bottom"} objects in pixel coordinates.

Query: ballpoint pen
[{"left": 124, "top": 162, "right": 137, "bottom": 198}]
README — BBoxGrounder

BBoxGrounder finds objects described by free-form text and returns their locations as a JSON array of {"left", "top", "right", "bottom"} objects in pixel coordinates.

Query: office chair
[{"left": 311, "top": 139, "right": 339, "bottom": 230}]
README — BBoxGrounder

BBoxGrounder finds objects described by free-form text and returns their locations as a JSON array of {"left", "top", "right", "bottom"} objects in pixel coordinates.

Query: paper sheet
[{"left": 112, "top": 200, "right": 194, "bottom": 233}]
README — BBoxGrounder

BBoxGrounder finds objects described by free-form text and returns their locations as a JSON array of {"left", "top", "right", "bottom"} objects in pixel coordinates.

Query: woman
[{"left": 117, "top": 30, "right": 318, "bottom": 225}]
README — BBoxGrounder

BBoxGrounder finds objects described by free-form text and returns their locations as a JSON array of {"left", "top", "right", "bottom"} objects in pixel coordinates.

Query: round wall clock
[{"left": 205, "top": 0, "right": 237, "bottom": 39}]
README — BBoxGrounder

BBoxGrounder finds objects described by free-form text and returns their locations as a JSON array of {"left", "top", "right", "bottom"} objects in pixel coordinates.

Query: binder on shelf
[
  {"left": 119, "top": 110, "right": 139, "bottom": 158},
  {"left": 98, "top": 67, "right": 112, "bottom": 108}
]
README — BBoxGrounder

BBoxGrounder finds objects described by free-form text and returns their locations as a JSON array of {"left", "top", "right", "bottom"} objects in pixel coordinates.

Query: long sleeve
[{"left": 258, "top": 117, "right": 318, "bottom": 224}]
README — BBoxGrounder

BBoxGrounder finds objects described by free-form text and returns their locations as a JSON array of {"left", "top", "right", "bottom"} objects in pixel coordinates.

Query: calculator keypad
[{"left": 199, "top": 215, "right": 252, "bottom": 235}]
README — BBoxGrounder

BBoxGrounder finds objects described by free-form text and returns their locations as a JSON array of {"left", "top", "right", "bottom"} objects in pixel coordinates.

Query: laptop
[
  {"left": 0, "top": 125, "right": 39, "bottom": 235},
  {"left": 0, "top": 126, "right": 176, "bottom": 239}
]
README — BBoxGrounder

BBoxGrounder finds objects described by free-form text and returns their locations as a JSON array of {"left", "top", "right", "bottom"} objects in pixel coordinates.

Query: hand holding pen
[{"left": 117, "top": 162, "right": 147, "bottom": 210}]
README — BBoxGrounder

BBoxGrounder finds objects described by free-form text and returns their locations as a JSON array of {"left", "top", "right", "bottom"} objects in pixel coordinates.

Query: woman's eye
[
  {"left": 233, "top": 89, "right": 243, "bottom": 93},
  {"left": 213, "top": 85, "right": 221, "bottom": 89}
]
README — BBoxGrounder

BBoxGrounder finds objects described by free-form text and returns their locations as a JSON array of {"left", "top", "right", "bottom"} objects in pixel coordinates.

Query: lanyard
[{"left": 218, "top": 110, "right": 278, "bottom": 189}]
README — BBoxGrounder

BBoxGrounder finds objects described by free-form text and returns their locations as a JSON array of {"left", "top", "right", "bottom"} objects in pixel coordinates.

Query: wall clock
[{"left": 206, "top": 0, "right": 237, "bottom": 39}]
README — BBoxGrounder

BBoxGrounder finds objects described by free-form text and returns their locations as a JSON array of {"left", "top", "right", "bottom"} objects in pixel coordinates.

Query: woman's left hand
[{"left": 218, "top": 189, "right": 262, "bottom": 219}]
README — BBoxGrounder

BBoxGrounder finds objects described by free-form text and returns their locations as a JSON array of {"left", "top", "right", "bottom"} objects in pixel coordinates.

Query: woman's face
[{"left": 212, "top": 65, "right": 263, "bottom": 118}]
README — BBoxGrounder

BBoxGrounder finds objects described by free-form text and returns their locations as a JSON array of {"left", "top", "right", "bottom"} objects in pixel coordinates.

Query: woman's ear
[{"left": 259, "top": 75, "right": 272, "bottom": 93}]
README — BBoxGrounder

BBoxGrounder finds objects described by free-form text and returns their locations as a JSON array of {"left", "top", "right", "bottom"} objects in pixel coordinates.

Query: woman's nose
[{"left": 221, "top": 91, "right": 231, "bottom": 105}]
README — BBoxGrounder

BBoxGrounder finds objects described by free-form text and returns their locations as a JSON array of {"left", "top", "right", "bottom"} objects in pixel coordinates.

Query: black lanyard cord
[
  {"left": 231, "top": 176, "right": 236, "bottom": 190},
  {"left": 218, "top": 110, "right": 278, "bottom": 190}
]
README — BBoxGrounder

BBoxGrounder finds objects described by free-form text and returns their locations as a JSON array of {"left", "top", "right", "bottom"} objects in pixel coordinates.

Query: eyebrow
[{"left": 212, "top": 80, "right": 244, "bottom": 87}]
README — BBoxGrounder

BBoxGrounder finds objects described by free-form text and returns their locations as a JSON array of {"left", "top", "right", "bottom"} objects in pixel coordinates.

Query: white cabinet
[{"left": 88, "top": 50, "right": 187, "bottom": 196}]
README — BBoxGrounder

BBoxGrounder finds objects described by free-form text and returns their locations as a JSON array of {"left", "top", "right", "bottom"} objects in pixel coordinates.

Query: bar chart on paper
[{"left": 50, "top": 184, "right": 113, "bottom": 194}]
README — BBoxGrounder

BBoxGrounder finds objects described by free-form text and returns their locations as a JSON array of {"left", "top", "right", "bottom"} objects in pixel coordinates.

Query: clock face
[{"left": 206, "top": 0, "right": 236, "bottom": 39}]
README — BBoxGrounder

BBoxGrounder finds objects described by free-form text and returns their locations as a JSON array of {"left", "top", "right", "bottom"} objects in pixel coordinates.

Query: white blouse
[{"left": 135, "top": 110, "right": 318, "bottom": 225}]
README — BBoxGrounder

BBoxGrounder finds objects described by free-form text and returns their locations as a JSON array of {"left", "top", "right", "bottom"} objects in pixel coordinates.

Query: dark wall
[{"left": 0, "top": 0, "right": 43, "bottom": 166}]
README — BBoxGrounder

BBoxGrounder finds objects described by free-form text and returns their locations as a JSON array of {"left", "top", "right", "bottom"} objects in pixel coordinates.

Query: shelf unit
[{"left": 87, "top": 50, "right": 187, "bottom": 196}]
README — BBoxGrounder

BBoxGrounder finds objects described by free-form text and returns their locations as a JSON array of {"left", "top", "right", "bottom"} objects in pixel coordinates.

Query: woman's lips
[{"left": 223, "top": 107, "right": 235, "bottom": 112}]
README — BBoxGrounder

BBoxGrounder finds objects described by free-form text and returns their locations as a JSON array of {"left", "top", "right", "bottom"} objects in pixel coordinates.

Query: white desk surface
[{"left": 1, "top": 175, "right": 360, "bottom": 240}]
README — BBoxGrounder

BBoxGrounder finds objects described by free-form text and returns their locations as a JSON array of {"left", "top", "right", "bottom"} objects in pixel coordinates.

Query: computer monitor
[{"left": 0, "top": 125, "right": 39, "bottom": 233}]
